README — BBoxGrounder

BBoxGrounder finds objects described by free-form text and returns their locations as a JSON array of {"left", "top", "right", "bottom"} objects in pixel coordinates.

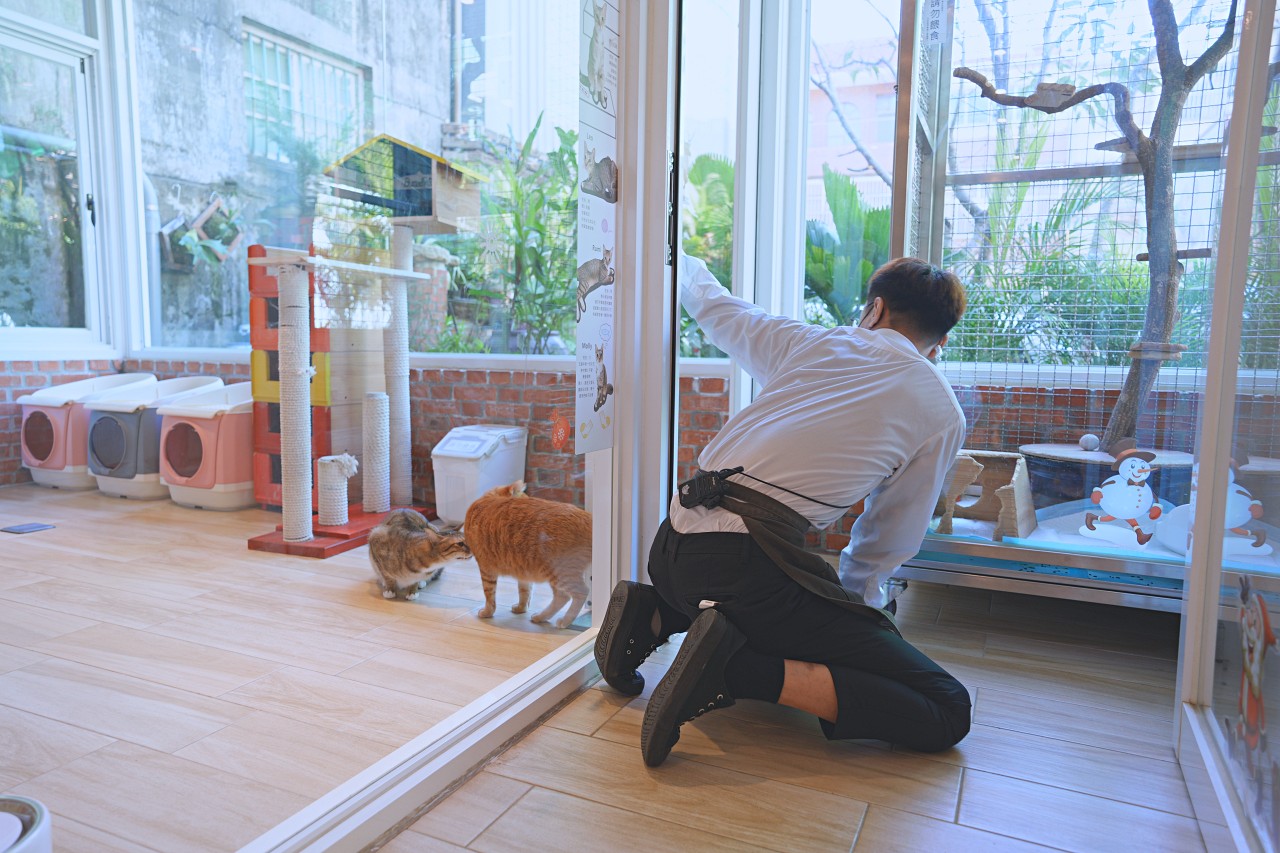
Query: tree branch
[
  {"left": 1148, "top": 0, "right": 1187, "bottom": 85},
  {"left": 954, "top": 66, "right": 1148, "bottom": 156},
  {"left": 812, "top": 42, "right": 894, "bottom": 190},
  {"left": 1187, "top": 0, "right": 1239, "bottom": 85}
]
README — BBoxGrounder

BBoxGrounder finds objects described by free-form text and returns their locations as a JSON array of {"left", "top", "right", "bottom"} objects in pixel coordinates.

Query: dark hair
[{"left": 865, "top": 257, "right": 966, "bottom": 345}]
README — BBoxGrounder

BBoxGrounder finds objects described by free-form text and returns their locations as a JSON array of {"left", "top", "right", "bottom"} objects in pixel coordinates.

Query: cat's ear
[{"left": 513, "top": 480, "right": 527, "bottom": 497}]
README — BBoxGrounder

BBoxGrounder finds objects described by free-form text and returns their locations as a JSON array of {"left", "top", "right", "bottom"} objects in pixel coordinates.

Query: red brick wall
[
  {"left": 0, "top": 359, "right": 129, "bottom": 484},
  {"left": 411, "top": 368, "right": 583, "bottom": 507},
  {"left": 6, "top": 358, "right": 1278, "bottom": 559}
]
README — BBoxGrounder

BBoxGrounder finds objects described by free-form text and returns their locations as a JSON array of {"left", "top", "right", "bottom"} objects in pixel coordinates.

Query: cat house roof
[{"left": 321, "top": 135, "right": 485, "bottom": 230}]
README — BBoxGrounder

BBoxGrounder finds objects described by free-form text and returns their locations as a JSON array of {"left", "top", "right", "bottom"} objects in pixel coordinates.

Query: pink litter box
[
  {"left": 157, "top": 382, "right": 256, "bottom": 510},
  {"left": 18, "top": 374, "right": 157, "bottom": 489}
]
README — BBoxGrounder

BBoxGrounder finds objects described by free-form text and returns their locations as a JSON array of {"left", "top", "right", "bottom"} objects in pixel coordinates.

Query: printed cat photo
[
  {"left": 575, "top": 246, "right": 615, "bottom": 322},
  {"left": 581, "top": 145, "right": 619, "bottom": 203},
  {"left": 593, "top": 343, "right": 614, "bottom": 412},
  {"left": 368, "top": 508, "right": 471, "bottom": 600},
  {"left": 585, "top": 0, "right": 611, "bottom": 110},
  {"left": 463, "top": 480, "right": 592, "bottom": 629}
]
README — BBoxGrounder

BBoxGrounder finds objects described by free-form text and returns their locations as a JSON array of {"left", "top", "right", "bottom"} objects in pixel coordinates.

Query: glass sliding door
[{"left": 1190, "top": 3, "right": 1280, "bottom": 846}]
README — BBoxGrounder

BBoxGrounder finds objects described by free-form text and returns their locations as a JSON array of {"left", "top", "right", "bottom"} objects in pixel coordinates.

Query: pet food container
[
  {"left": 18, "top": 373, "right": 157, "bottom": 490},
  {"left": 431, "top": 424, "right": 528, "bottom": 526},
  {"left": 157, "top": 382, "right": 256, "bottom": 510},
  {"left": 86, "top": 376, "right": 225, "bottom": 499},
  {"left": 0, "top": 796, "right": 52, "bottom": 853}
]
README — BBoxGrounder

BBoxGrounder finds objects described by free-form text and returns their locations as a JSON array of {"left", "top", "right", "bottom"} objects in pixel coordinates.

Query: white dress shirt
[{"left": 669, "top": 255, "right": 966, "bottom": 608}]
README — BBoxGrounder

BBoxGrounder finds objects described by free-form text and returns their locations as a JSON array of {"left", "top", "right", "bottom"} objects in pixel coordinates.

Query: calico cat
[
  {"left": 581, "top": 146, "right": 618, "bottom": 203},
  {"left": 463, "top": 481, "right": 592, "bottom": 629},
  {"left": 368, "top": 509, "right": 471, "bottom": 600},
  {"left": 575, "top": 247, "right": 615, "bottom": 322},
  {"left": 585, "top": 0, "right": 610, "bottom": 109},
  {"left": 593, "top": 343, "right": 614, "bottom": 412}
]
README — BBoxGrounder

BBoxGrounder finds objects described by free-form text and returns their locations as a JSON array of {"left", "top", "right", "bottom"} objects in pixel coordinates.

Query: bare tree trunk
[{"left": 955, "top": 0, "right": 1238, "bottom": 453}]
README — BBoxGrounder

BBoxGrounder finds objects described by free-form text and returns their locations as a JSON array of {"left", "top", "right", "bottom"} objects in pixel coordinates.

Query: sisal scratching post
[
  {"left": 317, "top": 453, "right": 358, "bottom": 526},
  {"left": 279, "top": 264, "right": 314, "bottom": 542},
  {"left": 386, "top": 224, "right": 413, "bottom": 507},
  {"left": 364, "top": 391, "right": 390, "bottom": 514}
]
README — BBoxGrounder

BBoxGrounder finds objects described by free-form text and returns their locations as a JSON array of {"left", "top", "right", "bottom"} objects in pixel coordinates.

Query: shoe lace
[
  {"left": 624, "top": 637, "right": 660, "bottom": 661},
  {"left": 686, "top": 693, "right": 727, "bottom": 721}
]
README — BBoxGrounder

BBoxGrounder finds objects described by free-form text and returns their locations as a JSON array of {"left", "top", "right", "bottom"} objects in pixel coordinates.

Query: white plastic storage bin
[
  {"left": 18, "top": 374, "right": 157, "bottom": 490},
  {"left": 0, "top": 796, "right": 52, "bottom": 853},
  {"left": 86, "top": 376, "right": 224, "bottom": 499},
  {"left": 431, "top": 424, "right": 528, "bottom": 527}
]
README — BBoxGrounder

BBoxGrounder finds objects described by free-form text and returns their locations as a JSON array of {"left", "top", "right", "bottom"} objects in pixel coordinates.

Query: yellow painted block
[{"left": 251, "top": 350, "right": 334, "bottom": 406}]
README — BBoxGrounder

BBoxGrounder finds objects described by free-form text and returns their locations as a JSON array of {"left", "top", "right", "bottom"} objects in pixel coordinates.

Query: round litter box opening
[
  {"left": 22, "top": 412, "right": 55, "bottom": 462},
  {"left": 90, "top": 416, "right": 127, "bottom": 471},
  {"left": 164, "top": 422, "right": 204, "bottom": 478}
]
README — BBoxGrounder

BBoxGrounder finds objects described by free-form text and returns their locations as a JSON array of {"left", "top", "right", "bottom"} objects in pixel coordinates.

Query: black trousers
[{"left": 647, "top": 520, "right": 971, "bottom": 752}]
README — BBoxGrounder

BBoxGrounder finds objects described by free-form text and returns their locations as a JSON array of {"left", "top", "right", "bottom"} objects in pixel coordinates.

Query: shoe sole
[
  {"left": 640, "top": 608, "right": 728, "bottom": 767},
  {"left": 594, "top": 581, "right": 646, "bottom": 696}
]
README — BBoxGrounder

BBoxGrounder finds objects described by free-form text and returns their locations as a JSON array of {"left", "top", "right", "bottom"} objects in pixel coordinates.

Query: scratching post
[
  {"left": 364, "top": 391, "right": 391, "bottom": 513},
  {"left": 318, "top": 453, "right": 358, "bottom": 526},
  {"left": 386, "top": 225, "right": 413, "bottom": 507},
  {"left": 279, "top": 264, "right": 314, "bottom": 542}
]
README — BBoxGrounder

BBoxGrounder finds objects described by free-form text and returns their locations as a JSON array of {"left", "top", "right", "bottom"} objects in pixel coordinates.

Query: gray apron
[{"left": 716, "top": 478, "right": 901, "bottom": 637}]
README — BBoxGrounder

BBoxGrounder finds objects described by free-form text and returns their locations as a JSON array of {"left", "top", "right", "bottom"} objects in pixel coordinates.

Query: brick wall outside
[
  {"left": 6, "top": 358, "right": 1280, "bottom": 559},
  {"left": 0, "top": 359, "right": 130, "bottom": 484}
]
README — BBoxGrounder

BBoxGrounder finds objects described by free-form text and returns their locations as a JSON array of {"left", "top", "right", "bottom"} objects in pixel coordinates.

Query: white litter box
[{"left": 431, "top": 424, "right": 528, "bottom": 526}]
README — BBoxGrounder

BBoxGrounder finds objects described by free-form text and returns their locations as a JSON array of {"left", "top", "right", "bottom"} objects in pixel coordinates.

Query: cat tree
[{"left": 246, "top": 226, "right": 436, "bottom": 557}]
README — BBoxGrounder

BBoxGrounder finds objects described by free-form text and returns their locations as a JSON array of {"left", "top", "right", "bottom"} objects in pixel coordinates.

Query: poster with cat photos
[
  {"left": 576, "top": 0, "right": 619, "bottom": 454},
  {"left": 579, "top": 0, "right": 619, "bottom": 121}
]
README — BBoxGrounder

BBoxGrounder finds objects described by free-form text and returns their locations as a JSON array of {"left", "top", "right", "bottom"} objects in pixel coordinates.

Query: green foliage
[
  {"left": 482, "top": 116, "right": 580, "bottom": 354},
  {"left": 432, "top": 321, "right": 491, "bottom": 353},
  {"left": 803, "top": 166, "right": 891, "bottom": 328},
  {"left": 680, "top": 153, "right": 735, "bottom": 357},
  {"left": 946, "top": 114, "right": 1126, "bottom": 364}
]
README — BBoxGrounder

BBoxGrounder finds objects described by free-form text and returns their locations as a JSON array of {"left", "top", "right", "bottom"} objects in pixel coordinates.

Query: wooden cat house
[
  {"left": 934, "top": 450, "right": 1037, "bottom": 541},
  {"left": 324, "top": 135, "right": 482, "bottom": 236}
]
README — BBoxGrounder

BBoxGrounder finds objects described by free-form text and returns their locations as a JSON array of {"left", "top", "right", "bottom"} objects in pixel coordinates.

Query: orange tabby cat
[{"left": 463, "top": 480, "right": 592, "bottom": 628}]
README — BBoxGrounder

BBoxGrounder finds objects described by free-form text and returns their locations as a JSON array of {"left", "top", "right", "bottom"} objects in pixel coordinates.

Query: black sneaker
[
  {"left": 640, "top": 608, "right": 746, "bottom": 767},
  {"left": 594, "top": 581, "right": 663, "bottom": 696}
]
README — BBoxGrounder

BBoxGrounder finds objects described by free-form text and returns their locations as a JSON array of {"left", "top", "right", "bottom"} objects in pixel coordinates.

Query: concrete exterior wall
[{"left": 133, "top": 0, "right": 452, "bottom": 347}]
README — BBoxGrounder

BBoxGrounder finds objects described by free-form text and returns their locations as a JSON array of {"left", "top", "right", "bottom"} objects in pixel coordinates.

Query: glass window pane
[
  {"left": 805, "top": 0, "right": 896, "bottom": 330},
  {"left": 0, "top": 46, "right": 86, "bottom": 329},
  {"left": 678, "top": 0, "right": 740, "bottom": 358},
  {"left": 911, "top": 0, "right": 1249, "bottom": 589},
  {"left": 1211, "top": 18, "right": 1280, "bottom": 844},
  {"left": 0, "top": 0, "right": 87, "bottom": 34}
]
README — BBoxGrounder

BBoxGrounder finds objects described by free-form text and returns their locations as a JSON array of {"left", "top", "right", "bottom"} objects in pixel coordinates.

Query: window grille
[{"left": 242, "top": 25, "right": 363, "bottom": 162}]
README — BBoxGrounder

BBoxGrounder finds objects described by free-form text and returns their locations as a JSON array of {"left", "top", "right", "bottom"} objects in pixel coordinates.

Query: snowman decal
[
  {"left": 1227, "top": 449, "right": 1267, "bottom": 548},
  {"left": 1084, "top": 438, "right": 1161, "bottom": 545},
  {"left": 1235, "top": 576, "right": 1277, "bottom": 778}
]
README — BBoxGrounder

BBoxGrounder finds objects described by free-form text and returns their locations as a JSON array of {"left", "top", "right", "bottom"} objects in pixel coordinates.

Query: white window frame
[{"left": 0, "top": 5, "right": 127, "bottom": 360}]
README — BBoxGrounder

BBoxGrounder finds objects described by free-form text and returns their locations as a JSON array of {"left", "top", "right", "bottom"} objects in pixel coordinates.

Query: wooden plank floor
[
  {"left": 0, "top": 483, "right": 579, "bottom": 852},
  {"left": 381, "top": 578, "right": 1217, "bottom": 852}
]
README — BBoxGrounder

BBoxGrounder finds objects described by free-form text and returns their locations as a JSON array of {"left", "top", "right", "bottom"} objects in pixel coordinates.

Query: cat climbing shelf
[{"left": 245, "top": 236, "right": 436, "bottom": 558}]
